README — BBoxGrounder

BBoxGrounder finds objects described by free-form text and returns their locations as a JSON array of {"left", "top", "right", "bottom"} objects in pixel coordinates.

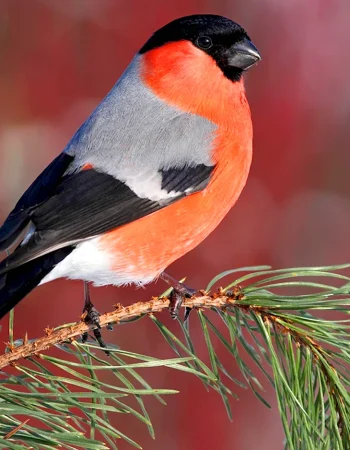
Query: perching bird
[{"left": 0, "top": 15, "right": 260, "bottom": 332}]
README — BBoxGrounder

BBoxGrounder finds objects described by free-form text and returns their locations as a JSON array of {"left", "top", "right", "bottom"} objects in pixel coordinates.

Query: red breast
[{"left": 99, "top": 41, "right": 253, "bottom": 279}]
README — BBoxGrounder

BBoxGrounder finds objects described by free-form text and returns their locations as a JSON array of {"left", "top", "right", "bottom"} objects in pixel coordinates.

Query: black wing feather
[
  {"left": 0, "top": 161, "right": 215, "bottom": 275},
  {"left": 161, "top": 164, "right": 213, "bottom": 193},
  {"left": 0, "top": 247, "right": 74, "bottom": 318},
  {"left": 0, "top": 153, "right": 74, "bottom": 250},
  {"left": 0, "top": 169, "right": 172, "bottom": 273}
]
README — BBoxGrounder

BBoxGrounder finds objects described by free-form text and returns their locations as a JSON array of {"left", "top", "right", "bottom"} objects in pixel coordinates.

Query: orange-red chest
[{"left": 99, "top": 41, "right": 253, "bottom": 280}]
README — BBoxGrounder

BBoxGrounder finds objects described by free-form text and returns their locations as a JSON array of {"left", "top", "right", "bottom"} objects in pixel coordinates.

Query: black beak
[{"left": 227, "top": 38, "right": 261, "bottom": 70}]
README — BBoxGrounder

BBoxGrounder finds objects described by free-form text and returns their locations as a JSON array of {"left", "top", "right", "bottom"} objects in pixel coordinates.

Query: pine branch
[
  {"left": 0, "top": 264, "right": 350, "bottom": 449},
  {"left": 0, "top": 291, "right": 238, "bottom": 369}
]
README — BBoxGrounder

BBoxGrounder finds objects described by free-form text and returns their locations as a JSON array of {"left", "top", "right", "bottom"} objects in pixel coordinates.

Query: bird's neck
[{"left": 139, "top": 41, "right": 251, "bottom": 129}]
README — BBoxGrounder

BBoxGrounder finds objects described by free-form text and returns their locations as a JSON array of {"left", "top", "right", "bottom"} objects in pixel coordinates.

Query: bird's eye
[{"left": 197, "top": 36, "right": 213, "bottom": 50}]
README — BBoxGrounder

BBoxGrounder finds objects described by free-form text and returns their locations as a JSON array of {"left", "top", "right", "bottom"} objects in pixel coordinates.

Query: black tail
[{"left": 0, "top": 247, "right": 73, "bottom": 319}]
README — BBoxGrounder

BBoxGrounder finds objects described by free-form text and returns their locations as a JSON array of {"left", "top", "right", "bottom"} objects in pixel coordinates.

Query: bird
[{"left": 0, "top": 14, "right": 261, "bottom": 338}]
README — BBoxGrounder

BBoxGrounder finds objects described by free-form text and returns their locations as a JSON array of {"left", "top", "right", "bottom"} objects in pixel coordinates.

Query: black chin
[{"left": 216, "top": 64, "right": 244, "bottom": 82}]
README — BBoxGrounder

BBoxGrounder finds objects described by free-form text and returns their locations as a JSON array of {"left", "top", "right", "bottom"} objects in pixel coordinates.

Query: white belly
[{"left": 40, "top": 237, "right": 155, "bottom": 287}]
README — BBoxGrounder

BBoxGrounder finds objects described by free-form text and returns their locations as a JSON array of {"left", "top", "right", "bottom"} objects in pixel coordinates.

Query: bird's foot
[
  {"left": 83, "top": 303, "right": 101, "bottom": 330},
  {"left": 81, "top": 282, "right": 109, "bottom": 354},
  {"left": 81, "top": 303, "right": 109, "bottom": 351},
  {"left": 160, "top": 272, "right": 197, "bottom": 321}
]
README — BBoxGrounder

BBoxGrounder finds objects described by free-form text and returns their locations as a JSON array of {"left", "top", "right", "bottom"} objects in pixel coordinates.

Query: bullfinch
[{"left": 0, "top": 15, "right": 261, "bottom": 330}]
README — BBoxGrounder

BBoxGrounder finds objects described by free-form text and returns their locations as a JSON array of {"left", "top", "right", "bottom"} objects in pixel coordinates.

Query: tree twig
[{"left": 0, "top": 293, "right": 237, "bottom": 369}]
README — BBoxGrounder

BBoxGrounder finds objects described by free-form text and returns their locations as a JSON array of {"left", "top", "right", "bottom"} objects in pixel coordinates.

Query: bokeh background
[{"left": 1, "top": 1, "right": 350, "bottom": 449}]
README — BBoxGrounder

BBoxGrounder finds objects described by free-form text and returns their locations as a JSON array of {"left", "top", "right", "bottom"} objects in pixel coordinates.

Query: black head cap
[{"left": 140, "top": 15, "right": 261, "bottom": 82}]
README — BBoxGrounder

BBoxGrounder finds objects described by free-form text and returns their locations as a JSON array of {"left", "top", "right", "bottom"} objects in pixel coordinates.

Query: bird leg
[
  {"left": 81, "top": 281, "right": 108, "bottom": 351},
  {"left": 160, "top": 272, "right": 197, "bottom": 320},
  {"left": 82, "top": 281, "right": 101, "bottom": 329}
]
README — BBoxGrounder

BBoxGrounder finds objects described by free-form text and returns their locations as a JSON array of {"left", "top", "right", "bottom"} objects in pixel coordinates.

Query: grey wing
[
  {"left": 0, "top": 56, "right": 217, "bottom": 272},
  {"left": 64, "top": 56, "right": 217, "bottom": 186}
]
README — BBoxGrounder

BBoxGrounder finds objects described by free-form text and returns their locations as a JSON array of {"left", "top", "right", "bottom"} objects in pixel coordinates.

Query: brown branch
[
  {"left": 1, "top": 287, "right": 347, "bottom": 441},
  {"left": 0, "top": 293, "right": 236, "bottom": 369}
]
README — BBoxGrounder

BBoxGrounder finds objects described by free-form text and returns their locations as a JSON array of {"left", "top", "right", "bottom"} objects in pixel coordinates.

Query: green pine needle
[{"left": 0, "top": 264, "right": 349, "bottom": 449}]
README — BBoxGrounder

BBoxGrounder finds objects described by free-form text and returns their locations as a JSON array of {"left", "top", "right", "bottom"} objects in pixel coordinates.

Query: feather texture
[{"left": 0, "top": 153, "right": 73, "bottom": 250}]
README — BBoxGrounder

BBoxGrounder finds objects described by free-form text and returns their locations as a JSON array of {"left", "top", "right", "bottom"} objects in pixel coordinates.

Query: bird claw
[
  {"left": 83, "top": 304, "right": 101, "bottom": 329},
  {"left": 184, "top": 307, "right": 192, "bottom": 322},
  {"left": 168, "top": 284, "right": 197, "bottom": 321},
  {"left": 82, "top": 301, "right": 109, "bottom": 355},
  {"left": 169, "top": 290, "right": 183, "bottom": 319}
]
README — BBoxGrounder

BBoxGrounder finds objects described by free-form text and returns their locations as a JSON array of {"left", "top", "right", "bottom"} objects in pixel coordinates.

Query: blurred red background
[{"left": 1, "top": 1, "right": 350, "bottom": 449}]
